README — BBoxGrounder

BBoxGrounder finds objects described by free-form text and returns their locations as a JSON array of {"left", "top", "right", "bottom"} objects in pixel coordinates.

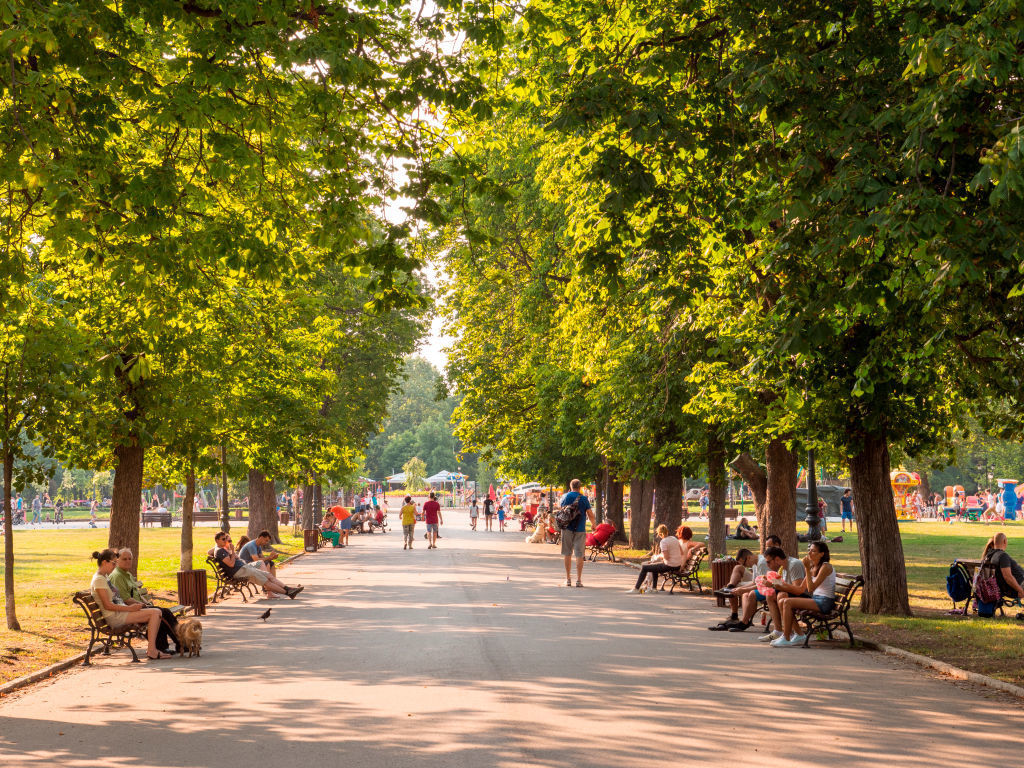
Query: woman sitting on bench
[
  {"left": 90, "top": 549, "right": 171, "bottom": 660},
  {"left": 676, "top": 525, "right": 706, "bottom": 568},
  {"left": 771, "top": 541, "right": 835, "bottom": 647},
  {"left": 627, "top": 525, "right": 683, "bottom": 593}
]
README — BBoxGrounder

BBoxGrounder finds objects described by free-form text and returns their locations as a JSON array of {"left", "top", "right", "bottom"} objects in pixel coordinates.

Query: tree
[{"left": 402, "top": 457, "right": 427, "bottom": 493}]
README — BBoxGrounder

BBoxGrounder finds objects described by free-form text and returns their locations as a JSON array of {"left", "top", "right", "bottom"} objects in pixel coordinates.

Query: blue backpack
[{"left": 946, "top": 561, "right": 972, "bottom": 603}]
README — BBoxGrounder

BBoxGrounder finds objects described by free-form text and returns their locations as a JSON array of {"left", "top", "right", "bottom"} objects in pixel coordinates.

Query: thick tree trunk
[
  {"left": 653, "top": 464, "right": 683, "bottom": 533},
  {"left": 729, "top": 451, "right": 768, "bottom": 542},
  {"left": 180, "top": 469, "right": 195, "bottom": 572},
  {"left": 604, "top": 471, "right": 625, "bottom": 542},
  {"left": 247, "top": 471, "right": 281, "bottom": 543},
  {"left": 4, "top": 447, "right": 21, "bottom": 630},
  {"left": 917, "top": 470, "right": 931, "bottom": 505},
  {"left": 629, "top": 477, "right": 653, "bottom": 551},
  {"left": 849, "top": 431, "right": 912, "bottom": 615},
  {"left": 765, "top": 437, "right": 799, "bottom": 557},
  {"left": 314, "top": 481, "right": 323, "bottom": 519},
  {"left": 707, "top": 434, "right": 727, "bottom": 559},
  {"left": 595, "top": 464, "right": 605, "bottom": 524},
  {"left": 301, "top": 481, "right": 314, "bottom": 529},
  {"left": 109, "top": 439, "right": 144, "bottom": 575}
]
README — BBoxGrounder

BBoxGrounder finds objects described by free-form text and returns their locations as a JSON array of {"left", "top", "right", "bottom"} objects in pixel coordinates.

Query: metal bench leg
[{"left": 127, "top": 637, "right": 141, "bottom": 663}]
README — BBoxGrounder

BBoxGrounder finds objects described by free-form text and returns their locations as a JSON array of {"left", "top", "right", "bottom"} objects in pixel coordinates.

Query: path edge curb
[
  {"left": 856, "top": 637, "right": 1024, "bottom": 699},
  {"left": 0, "top": 550, "right": 312, "bottom": 698},
  {"left": 603, "top": 555, "right": 1024, "bottom": 699},
  {"left": 0, "top": 652, "right": 87, "bottom": 698}
]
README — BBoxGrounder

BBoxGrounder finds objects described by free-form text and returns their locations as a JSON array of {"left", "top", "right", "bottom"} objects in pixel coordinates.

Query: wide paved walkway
[{"left": 1, "top": 514, "right": 1020, "bottom": 767}]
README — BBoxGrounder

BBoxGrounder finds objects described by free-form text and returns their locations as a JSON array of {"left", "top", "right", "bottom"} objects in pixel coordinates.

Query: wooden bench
[
  {"left": 137, "top": 586, "right": 188, "bottom": 618},
  {"left": 192, "top": 509, "right": 221, "bottom": 523},
  {"left": 72, "top": 591, "right": 148, "bottom": 665},
  {"left": 141, "top": 510, "right": 172, "bottom": 527},
  {"left": 794, "top": 573, "right": 863, "bottom": 647},
  {"left": 205, "top": 556, "right": 256, "bottom": 603},
  {"left": 723, "top": 507, "right": 739, "bottom": 520},
  {"left": 661, "top": 548, "right": 708, "bottom": 594}
]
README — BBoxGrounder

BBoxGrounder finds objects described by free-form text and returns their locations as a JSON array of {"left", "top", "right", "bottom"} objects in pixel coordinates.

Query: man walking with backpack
[{"left": 558, "top": 479, "right": 596, "bottom": 588}]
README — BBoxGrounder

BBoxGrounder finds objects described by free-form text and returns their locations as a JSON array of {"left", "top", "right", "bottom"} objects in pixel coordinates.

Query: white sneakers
[
  {"left": 627, "top": 588, "right": 641, "bottom": 593},
  {"left": 759, "top": 630, "right": 782, "bottom": 643},
  {"left": 770, "top": 634, "right": 808, "bottom": 647}
]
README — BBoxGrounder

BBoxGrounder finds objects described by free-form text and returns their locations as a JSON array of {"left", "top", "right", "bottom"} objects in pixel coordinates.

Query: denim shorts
[
  {"left": 426, "top": 523, "right": 438, "bottom": 534},
  {"left": 813, "top": 595, "right": 836, "bottom": 613}
]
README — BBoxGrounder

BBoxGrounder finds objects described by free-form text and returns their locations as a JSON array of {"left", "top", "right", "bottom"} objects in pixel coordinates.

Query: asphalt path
[{"left": 1, "top": 512, "right": 1021, "bottom": 768}]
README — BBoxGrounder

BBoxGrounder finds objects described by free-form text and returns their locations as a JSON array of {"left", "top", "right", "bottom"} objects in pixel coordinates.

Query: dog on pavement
[{"left": 175, "top": 617, "right": 203, "bottom": 657}]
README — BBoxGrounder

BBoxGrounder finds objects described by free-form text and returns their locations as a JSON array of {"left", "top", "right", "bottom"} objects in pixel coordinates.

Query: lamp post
[{"left": 804, "top": 449, "right": 822, "bottom": 541}]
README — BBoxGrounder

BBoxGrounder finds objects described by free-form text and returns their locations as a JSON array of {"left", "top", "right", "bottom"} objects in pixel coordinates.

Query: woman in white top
[
  {"left": 628, "top": 525, "right": 684, "bottom": 593},
  {"left": 771, "top": 541, "right": 836, "bottom": 647},
  {"left": 89, "top": 549, "right": 170, "bottom": 660}
]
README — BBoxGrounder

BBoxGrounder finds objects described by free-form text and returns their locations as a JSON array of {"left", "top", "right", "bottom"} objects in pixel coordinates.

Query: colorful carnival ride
[{"left": 890, "top": 470, "right": 921, "bottom": 520}]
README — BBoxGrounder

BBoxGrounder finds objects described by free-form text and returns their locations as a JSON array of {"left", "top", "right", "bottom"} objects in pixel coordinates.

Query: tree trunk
[
  {"left": 109, "top": 438, "right": 144, "bottom": 575},
  {"left": 180, "top": 469, "right": 195, "bottom": 572},
  {"left": 765, "top": 437, "right": 799, "bottom": 556},
  {"left": 707, "top": 434, "right": 727, "bottom": 559},
  {"left": 220, "top": 445, "right": 230, "bottom": 534},
  {"left": 595, "top": 464, "right": 606, "bottom": 524},
  {"left": 301, "top": 481, "right": 314, "bottom": 529},
  {"left": 4, "top": 447, "right": 21, "bottom": 630},
  {"left": 247, "top": 471, "right": 281, "bottom": 543},
  {"left": 314, "top": 481, "right": 323, "bottom": 519},
  {"left": 604, "top": 470, "right": 625, "bottom": 542},
  {"left": 849, "top": 430, "right": 911, "bottom": 615},
  {"left": 729, "top": 451, "right": 767, "bottom": 542},
  {"left": 628, "top": 477, "right": 653, "bottom": 551},
  {"left": 653, "top": 464, "right": 683, "bottom": 533},
  {"left": 917, "top": 469, "right": 931, "bottom": 504}
]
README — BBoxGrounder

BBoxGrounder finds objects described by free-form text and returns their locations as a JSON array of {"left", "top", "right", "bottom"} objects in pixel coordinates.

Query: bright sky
[{"left": 418, "top": 259, "right": 451, "bottom": 373}]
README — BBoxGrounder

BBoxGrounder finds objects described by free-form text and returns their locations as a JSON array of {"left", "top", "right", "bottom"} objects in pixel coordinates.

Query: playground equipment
[
  {"left": 998, "top": 479, "right": 1019, "bottom": 521},
  {"left": 891, "top": 470, "right": 921, "bottom": 520}
]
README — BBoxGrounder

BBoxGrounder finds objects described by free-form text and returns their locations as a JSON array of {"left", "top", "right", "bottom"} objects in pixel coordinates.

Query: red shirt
[{"left": 423, "top": 500, "right": 441, "bottom": 524}]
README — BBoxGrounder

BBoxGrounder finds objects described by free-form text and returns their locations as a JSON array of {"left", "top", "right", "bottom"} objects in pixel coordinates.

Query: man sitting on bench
[
  {"left": 213, "top": 532, "right": 302, "bottom": 599},
  {"left": 238, "top": 530, "right": 287, "bottom": 577},
  {"left": 711, "top": 535, "right": 783, "bottom": 632},
  {"left": 107, "top": 548, "right": 180, "bottom": 654}
]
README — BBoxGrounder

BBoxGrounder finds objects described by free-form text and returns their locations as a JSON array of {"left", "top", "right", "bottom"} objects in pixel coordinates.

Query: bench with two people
[
  {"left": 626, "top": 525, "right": 709, "bottom": 594},
  {"left": 75, "top": 547, "right": 197, "bottom": 664},
  {"left": 207, "top": 530, "right": 303, "bottom": 603}
]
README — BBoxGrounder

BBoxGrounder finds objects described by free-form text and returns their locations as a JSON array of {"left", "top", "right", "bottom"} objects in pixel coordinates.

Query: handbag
[{"left": 975, "top": 553, "right": 1002, "bottom": 606}]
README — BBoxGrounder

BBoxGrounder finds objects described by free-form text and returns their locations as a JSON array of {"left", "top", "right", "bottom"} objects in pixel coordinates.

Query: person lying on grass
[{"left": 90, "top": 548, "right": 171, "bottom": 660}]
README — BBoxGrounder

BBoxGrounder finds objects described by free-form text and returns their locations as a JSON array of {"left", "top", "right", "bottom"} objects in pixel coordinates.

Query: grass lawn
[
  {"left": 0, "top": 527, "right": 305, "bottom": 686},
  {"left": 609, "top": 519, "right": 1024, "bottom": 684}
]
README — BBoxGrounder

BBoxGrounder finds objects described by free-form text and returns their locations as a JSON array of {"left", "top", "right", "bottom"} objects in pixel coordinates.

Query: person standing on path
[
  {"left": 423, "top": 492, "right": 443, "bottom": 549},
  {"left": 483, "top": 497, "right": 495, "bottom": 531},
  {"left": 401, "top": 496, "right": 417, "bottom": 550},
  {"left": 31, "top": 495, "right": 41, "bottom": 524},
  {"left": 559, "top": 479, "right": 596, "bottom": 587},
  {"left": 469, "top": 497, "right": 479, "bottom": 530}
]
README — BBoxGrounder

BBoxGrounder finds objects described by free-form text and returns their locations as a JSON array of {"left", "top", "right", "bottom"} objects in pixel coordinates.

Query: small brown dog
[{"left": 175, "top": 617, "right": 203, "bottom": 657}]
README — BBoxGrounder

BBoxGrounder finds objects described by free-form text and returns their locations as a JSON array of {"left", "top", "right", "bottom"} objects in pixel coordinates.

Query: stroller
[{"left": 520, "top": 509, "right": 537, "bottom": 531}]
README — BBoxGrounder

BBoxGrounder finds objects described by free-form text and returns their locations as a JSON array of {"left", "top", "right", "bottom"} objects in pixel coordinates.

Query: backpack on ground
[{"left": 555, "top": 496, "right": 582, "bottom": 530}]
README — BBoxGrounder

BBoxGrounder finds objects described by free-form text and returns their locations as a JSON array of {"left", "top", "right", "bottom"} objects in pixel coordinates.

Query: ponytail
[{"left": 982, "top": 536, "right": 997, "bottom": 562}]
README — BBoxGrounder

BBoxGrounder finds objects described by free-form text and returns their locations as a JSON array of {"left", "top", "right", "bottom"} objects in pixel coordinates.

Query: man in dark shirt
[
  {"left": 213, "top": 532, "right": 302, "bottom": 599},
  {"left": 987, "top": 532, "right": 1024, "bottom": 600}
]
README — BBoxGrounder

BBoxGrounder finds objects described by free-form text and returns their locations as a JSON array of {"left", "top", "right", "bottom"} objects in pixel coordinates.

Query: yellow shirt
[{"left": 401, "top": 504, "right": 416, "bottom": 526}]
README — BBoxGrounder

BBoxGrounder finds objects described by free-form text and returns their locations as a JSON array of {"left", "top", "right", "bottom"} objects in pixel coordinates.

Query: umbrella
[{"left": 512, "top": 482, "right": 543, "bottom": 494}]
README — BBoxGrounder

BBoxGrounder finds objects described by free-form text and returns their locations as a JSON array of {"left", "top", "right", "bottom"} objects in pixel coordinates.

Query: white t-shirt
[
  {"left": 780, "top": 556, "right": 806, "bottom": 584},
  {"left": 659, "top": 536, "right": 684, "bottom": 568}
]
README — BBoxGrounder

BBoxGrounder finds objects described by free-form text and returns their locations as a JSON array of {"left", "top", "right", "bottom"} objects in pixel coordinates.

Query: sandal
[{"left": 147, "top": 651, "right": 172, "bottom": 660}]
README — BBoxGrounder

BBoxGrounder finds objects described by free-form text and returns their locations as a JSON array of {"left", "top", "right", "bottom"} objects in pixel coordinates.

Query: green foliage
[{"left": 402, "top": 456, "right": 427, "bottom": 491}]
